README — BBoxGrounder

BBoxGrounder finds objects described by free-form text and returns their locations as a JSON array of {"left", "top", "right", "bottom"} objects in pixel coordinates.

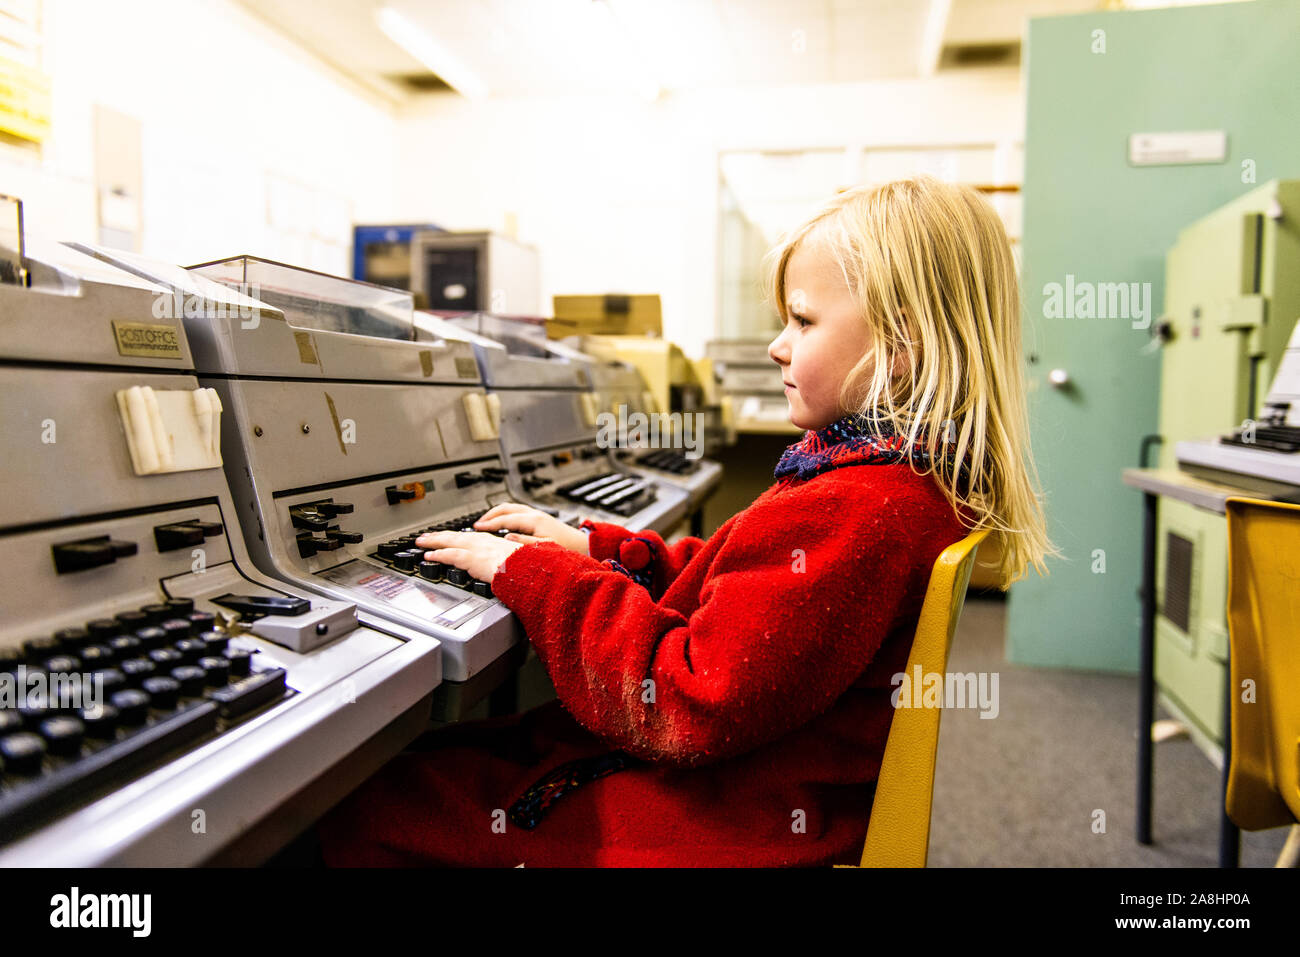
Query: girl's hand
[
  {"left": 414, "top": 530, "right": 525, "bottom": 585},
  {"left": 470, "top": 503, "right": 590, "bottom": 556}
]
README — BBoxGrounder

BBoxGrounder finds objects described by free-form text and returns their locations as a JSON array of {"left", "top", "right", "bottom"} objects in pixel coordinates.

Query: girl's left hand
[{"left": 414, "top": 530, "right": 527, "bottom": 585}]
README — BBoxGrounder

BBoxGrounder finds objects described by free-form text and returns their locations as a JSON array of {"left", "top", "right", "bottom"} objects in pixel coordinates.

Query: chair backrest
[
  {"left": 859, "top": 527, "right": 989, "bottom": 867},
  {"left": 1223, "top": 496, "right": 1300, "bottom": 829}
]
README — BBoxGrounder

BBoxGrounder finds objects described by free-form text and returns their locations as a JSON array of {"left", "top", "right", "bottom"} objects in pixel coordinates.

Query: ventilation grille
[{"left": 1162, "top": 531, "right": 1194, "bottom": 633}]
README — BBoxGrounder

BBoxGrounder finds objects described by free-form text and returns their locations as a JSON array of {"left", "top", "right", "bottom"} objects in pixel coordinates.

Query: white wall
[
  {"left": 0, "top": 0, "right": 399, "bottom": 273},
  {"left": 395, "top": 69, "right": 1025, "bottom": 357}
]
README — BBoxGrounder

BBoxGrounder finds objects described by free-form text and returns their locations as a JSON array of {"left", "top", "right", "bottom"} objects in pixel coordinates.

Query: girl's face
[{"left": 767, "top": 240, "right": 875, "bottom": 431}]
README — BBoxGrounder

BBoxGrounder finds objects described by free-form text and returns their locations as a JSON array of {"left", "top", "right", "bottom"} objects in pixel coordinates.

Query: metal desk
[{"left": 1122, "top": 466, "right": 1299, "bottom": 867}]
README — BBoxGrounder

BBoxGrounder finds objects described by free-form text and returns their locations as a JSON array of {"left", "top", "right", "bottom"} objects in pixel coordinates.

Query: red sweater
[{"left": 317, "top": 438, "right": 969, "bottom": 867}]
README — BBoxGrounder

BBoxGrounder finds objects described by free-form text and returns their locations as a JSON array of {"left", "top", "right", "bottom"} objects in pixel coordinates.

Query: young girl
[{"left": 315, "top": 175, "right": 1052, "bottom": 867}]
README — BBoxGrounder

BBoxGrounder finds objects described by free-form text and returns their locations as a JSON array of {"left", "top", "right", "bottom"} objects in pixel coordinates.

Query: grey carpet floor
[{"left": 927, "top": 595, "right": 1292, "bottom": 867}]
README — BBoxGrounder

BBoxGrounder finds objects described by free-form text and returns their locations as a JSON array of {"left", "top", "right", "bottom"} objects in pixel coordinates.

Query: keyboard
[{"left": 0, "top": 597, "right": 288, "bottom": 841}]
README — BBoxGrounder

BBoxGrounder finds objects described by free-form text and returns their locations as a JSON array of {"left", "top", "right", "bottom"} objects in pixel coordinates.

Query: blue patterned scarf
[{"left": 774, "top": 411, "right": 969, "bottom": 489}]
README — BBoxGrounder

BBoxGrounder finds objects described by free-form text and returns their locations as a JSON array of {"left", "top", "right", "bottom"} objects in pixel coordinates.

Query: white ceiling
[{"left": 238, "top": 0, "right": 1104, "bottom": 104}]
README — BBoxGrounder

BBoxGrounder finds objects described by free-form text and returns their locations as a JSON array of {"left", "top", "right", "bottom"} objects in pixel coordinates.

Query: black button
[
  {"left": 160, "top": 619, "right": 191, "bottom": 642},
  {"left": 446, "top": 567, "right": 469, "bottom": 587},
  {"left": 187, "top": 611, "right": 216, "bottom": 635},
  {"left": 38, "top": 716, "right": 85, "bottom": 756},
  {"left": 418, "top": 561, "right": 443, "bottom": 581},
  {"left": 198, "top": 630, "right": 228, "bottom": 655},
  {"left": 22, "top": 636, "right": 60, "bottom": 659},
  {"left": 133, "top": 626, "right": 166, "bottom": 650},
  {"left": 393, "top": 550, "right": 418, "bottom": 572},
  {"left": 225, "top": 648, "right": 253, "bottom": 678},
  {"left": 173, "top": 639, "right": 205, "bottom": 664},
  {"left": 109, "top": 635, "right": 143, "bottom": 658},
  {"left": 80, "top": 703, "right": 118, "bottom": 739},
  {"left": 0, "top": 732, "right": 46, "bottom": 773},
  {"left": 54, "top": 628, "right": 90, "bottom": 651},
  {"left": 95, "top": 668, "right": 127, "bottom": 695},
  {"left": 198, "top": 656, "right": 230, "bottom": 687},
  {"left": 42, "top": 654, "right": 80, "bottom": 674},
  {"left": 120, "top": 658, "right": 157, "bottom": 686},
  {"left": 111, "top": 689, "right": 150, "bottom": 725},
  {"left": 115, "top": 610, "right": 149, "bottom": 630},
  {"left": 142, "top": 676, "right": 180, "bottom": 710},
  {"left": 0, "top": 711, "right": 23, "bottom": 735},
  {"left": 169, "top": 666, "right": 206, "bottom": 696},
  {"left": 140, "top": 603, "right": 170, "bottom": 624},
  {"left": 85, "top": 619, "right": 123, "bottom": 642},
  {"left": 79, "top": 645, "right": 115, "bottom": 668},
  {"left": 148, "top": 648, "right": 183, "bottom": 668},
  {"left": 165, "top": 598, "right": 195, "bottom": 616},
  {"left": 472, "top": 580, "right": 493, "bottom": 599}
]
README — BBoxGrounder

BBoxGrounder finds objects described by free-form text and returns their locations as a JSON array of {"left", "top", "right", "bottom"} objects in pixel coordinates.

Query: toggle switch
[
  {"left": 455, "top": 471, "right": 484, "bottom": 489},
  {"left": 52, "top": 536, "right": 138, "bottom": 574},
  {"left": 386, "top": 485, "right": 417, "bottom": 505},
  {"left": 325, "top": 528, "right": 363, "bottom": 544},
  {"left": 482, "top": 467, "right": 508, "bottom": 482},
  {"left": 289, "top": 505, "right": 331, "bottom": 531}
]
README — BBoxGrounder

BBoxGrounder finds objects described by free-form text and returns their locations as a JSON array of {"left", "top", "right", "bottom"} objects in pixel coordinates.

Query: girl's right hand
[{"left": 473, "top": 503, "right": 590, "bottom": 556}]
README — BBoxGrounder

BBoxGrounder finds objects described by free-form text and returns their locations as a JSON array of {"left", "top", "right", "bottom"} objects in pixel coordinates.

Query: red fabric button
[{"left": 618, "top": 538, "right": 651, "bottom": 571}]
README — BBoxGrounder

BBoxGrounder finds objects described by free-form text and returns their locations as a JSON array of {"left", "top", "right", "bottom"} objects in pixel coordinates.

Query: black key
[
  {"left": 225, "top": 648, "right": 252, "bottom": 678},
  {"left": 173, "top": 639, "right": 205, "bottom": 664},
  {"left": 165, "top": 598, "right": 195, "bottom": 617},
  {"left": 43, "top": 655, "right": 80, "bottom": 674},
  {"left": 18, "top": 703, "right": 48, "bottom": 729},
  {"left": 197, "top": 656, "right": 230, "bottom": 687},
  {"left": 446, "top": 567, "right": 469, "bottom": 587},
  {"left": 142, "top": 677, "right": 180, "bottom": 710},
  {"left": 140, "top": 603, "right": 171, "bottom": 625},
  {"left": 0, "top": 701, "right": 218, "bottom": 841},
  {"left": 38, "top": 717, "right": 84, "bottom": 757},
  {"left": 134, "top": 627, "right": 167, "bottom": 651},
  {"left": 109, "top": 635, "right": 142, "bottom": 658},
  {"left": 198, "top": 630, "right": 228, "bottom": 655},
  {"left": 0, "top": 711, "right": 23, "bottom": 735},
  {"left": 111, "top": 690, "right": 150, "bottom": 725},
  {"left": 187, "top": 611, "right": 216, "bottom": 635},
  {"left": 120, "top": 658, "right": 158, "bottom": 688},
  {"left": 85, "top": 619, "right": 122, "bottom": 642},
  {"left": 114, "top": 610, "right": 148, "bottom": 630},
  {"left": 169, "top": 666, "right": 206, "bottom": 697},
  {"left": 160, "top": 619, "right": 191, "bottom": 643},
  {"left": 206, "top": 668, "right": 287, "bottom": 719},
  {"left": 0, "top": 733, "right": 46, "bottom": 774},
  {"left": 94, "top": 668, "right": 127, "bottom": 695},
  {"left": 79, "top": 703, "right": 118, "bottom": 739},
  {"left": 79, "top": 645, "right": 115, "bottom": 668},
  {"left": 53, "top": 628, "right": 90, "bottom": 651},
  {"left": 148, "top": 648, "right": 183, "bottom": 668},
  {"left": 471, "top": 580, "right": 493, "bottom": 599},
  {"left": 22, "top": 636, "right": 59, "bottom": 659}
]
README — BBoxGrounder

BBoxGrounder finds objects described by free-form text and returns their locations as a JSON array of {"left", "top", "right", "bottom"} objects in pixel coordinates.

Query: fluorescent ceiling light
[
  {"left": 919, "top": 0, "right": 952, "bottom": 77},
  {"left": 375, "top": 6, "right": 489, "bottom": 99}
]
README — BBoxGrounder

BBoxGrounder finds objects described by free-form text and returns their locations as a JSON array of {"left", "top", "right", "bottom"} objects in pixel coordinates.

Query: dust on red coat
[{"left": 316, "top": 457, "right": 970, "bottom": 867}]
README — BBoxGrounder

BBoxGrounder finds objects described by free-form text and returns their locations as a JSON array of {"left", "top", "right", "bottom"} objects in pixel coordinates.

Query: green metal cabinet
[{"left": 1153, "top": 180, "right": 1300, "bottom": 746}]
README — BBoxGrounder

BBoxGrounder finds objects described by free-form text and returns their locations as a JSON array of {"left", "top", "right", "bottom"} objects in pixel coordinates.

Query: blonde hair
[{"left": 763, "top": 175, "right": 1056, "bottom": 587}]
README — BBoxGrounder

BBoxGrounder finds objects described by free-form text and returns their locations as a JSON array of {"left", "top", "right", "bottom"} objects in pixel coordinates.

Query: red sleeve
[
  {"left": 491, "top": 473, "right": 938, "bottom": 767},
  {"left": 578, "top": 519, "right": 712, "bottom": 601}
]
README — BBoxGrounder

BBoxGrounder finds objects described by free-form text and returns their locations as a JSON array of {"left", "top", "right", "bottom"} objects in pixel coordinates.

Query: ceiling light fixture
[{"left": 375, "top": 6, "right": 490, "bottom": 100}]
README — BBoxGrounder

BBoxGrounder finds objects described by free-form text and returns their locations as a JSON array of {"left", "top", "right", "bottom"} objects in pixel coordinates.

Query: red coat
[{"left": 317, "top": 438, "right": 969, "bottom": 867}]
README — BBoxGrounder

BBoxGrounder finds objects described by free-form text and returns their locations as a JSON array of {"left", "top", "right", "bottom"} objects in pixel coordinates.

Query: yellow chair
[
  {"left": 853, "top": 527, "right": 989, "bottom": 868},
  {"left": 1223, "top": 497, "right": 1300, "bottom": 853}
]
